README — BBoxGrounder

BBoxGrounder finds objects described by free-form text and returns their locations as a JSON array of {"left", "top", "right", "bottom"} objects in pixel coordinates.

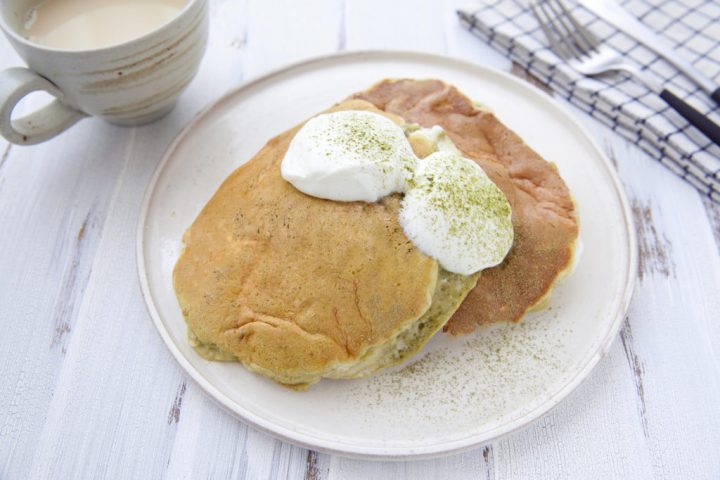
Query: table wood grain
[{"left": 1, "top": 0, "right": 719, "bottom": 478}]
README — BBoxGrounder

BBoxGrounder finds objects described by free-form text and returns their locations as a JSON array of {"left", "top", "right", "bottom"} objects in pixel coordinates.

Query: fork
[{"left": 531, "top": 0, "right": 720, "bottom": 146}]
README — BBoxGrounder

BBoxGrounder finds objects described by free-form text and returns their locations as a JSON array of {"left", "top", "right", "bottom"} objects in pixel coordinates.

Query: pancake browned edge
[
  {"left": 173, "top": 100, "right": 479, "bottom": 390},
  {"left": 354, "top": 79, "right": 579, "bottom": 334}
]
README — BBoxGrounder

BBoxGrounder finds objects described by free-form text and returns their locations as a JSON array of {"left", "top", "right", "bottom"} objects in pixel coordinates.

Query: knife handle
[
  {"left": 712, "top": 87, "right": 720, "bottom": 105},
  {"left": 660, "top": 89, "right": 720, "bottom": 146}
]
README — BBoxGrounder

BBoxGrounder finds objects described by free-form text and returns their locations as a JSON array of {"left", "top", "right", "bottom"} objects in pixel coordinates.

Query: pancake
[
  {"left": 173, "top": 100, "right": 479, "bottom": 389},
  {"left": 354, "top": 79, "right": 579, "bottom": 334}
]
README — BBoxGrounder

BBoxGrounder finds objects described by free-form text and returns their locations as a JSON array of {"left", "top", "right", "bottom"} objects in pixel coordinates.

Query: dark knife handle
[
  {"left": 712, "top": 87, "right": 720, "bottom": 105},
  {"left": 660, "top": 89, "right": 720, "bottom": 146}
]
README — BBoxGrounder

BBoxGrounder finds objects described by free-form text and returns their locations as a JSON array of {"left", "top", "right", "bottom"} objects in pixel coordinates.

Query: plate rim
[{"left": 136, "top": 50, "right": 638, "bottom": 460}]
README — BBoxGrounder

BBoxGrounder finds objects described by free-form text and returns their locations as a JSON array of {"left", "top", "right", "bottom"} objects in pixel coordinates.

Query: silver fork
[{"left": 531, "top": 0, "right": 720, "bottom": 146}]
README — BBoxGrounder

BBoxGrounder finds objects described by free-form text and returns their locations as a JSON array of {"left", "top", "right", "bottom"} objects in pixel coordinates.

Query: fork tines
[{"left": 530, "top": 0, "right": 599, "bottom": 60}]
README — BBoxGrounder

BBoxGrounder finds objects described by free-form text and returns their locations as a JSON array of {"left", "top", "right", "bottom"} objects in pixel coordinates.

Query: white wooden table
[{"left": 1, "top": 1, "right": 719, "bottom": 478}]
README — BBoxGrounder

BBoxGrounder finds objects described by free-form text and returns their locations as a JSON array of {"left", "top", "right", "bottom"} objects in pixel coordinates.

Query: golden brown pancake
[
  {"left": 173, "top": 99, "right": 478, "bottom": 388},
  {"left": 354, "top": 79, "right": 579, "bottom": 334}
]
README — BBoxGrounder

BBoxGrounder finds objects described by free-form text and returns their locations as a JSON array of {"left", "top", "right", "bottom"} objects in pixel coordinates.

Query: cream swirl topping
[{"left": 281, "top": 111, "right": 415, "bottom": 202}]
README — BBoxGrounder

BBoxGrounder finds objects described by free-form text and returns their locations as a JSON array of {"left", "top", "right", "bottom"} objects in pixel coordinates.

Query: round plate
[{"left": 137, "top": 51, "right": 637, "bottom": 459}]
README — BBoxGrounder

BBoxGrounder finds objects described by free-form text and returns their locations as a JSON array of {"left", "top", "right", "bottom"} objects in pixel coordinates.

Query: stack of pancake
[{"left": 173, "top": 79, "right": 579, "bottom": 389}]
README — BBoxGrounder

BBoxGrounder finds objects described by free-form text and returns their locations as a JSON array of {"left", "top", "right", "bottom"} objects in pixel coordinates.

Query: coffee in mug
[{"left": 24, "top": 0, "right": 188, "bottom": 50}]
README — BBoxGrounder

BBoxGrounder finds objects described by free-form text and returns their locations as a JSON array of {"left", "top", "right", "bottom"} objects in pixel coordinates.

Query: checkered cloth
[{"left": 458, "top": 0, "right": 720, "bottom": 203}]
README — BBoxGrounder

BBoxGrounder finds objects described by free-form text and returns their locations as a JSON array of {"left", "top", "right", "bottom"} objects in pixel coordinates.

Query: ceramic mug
[{"left": 0, "top": 0, "right": 208, "bottom": 145}]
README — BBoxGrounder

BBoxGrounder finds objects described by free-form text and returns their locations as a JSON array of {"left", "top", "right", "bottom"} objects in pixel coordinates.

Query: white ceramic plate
[{"left": 137, "top": 51, "right": 637, "bottom": 459}]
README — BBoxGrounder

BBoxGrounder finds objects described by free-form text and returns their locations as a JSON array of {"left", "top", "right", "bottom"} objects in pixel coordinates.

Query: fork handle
[
  {"left": 660, "top": 89, "right": 720, "bottom": 146},
  {"left": 712, "top": 87, "right": 720, "bottom": 105}
]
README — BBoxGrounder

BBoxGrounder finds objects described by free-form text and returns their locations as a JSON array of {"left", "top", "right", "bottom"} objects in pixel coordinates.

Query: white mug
[{"left": 0, "top": 0, "right": 208, "bottom": 145}]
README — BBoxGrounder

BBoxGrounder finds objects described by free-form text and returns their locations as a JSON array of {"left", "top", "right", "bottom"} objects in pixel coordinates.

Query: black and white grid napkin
[{"left": 458, "top": 0, "right": 720, "bottom": 203}]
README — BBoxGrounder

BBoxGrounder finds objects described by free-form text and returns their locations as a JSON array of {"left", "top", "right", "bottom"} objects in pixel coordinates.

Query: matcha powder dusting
[{"left": 398, "top": 150, "right": 514, "bottom": 275}]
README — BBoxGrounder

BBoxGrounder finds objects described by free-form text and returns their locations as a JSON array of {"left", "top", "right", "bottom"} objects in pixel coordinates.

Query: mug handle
[{"left": 0, "top": 67, "right": 87, "bottom": 145}]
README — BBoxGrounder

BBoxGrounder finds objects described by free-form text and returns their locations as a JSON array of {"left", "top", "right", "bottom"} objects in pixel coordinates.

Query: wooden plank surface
[{"left": 0, "top": 0, "right": 718, "bottom": 478}]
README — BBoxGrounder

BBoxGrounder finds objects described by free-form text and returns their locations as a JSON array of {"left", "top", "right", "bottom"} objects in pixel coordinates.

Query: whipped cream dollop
[
  {"left": 281, "top": 110, "right": 416, "bottom": 202},
  {"left": 280, "top": 110, "right": 513, "bottom": 274},
  {"left": 400, "top": 151, "right": 513, "bottom": 275}
]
